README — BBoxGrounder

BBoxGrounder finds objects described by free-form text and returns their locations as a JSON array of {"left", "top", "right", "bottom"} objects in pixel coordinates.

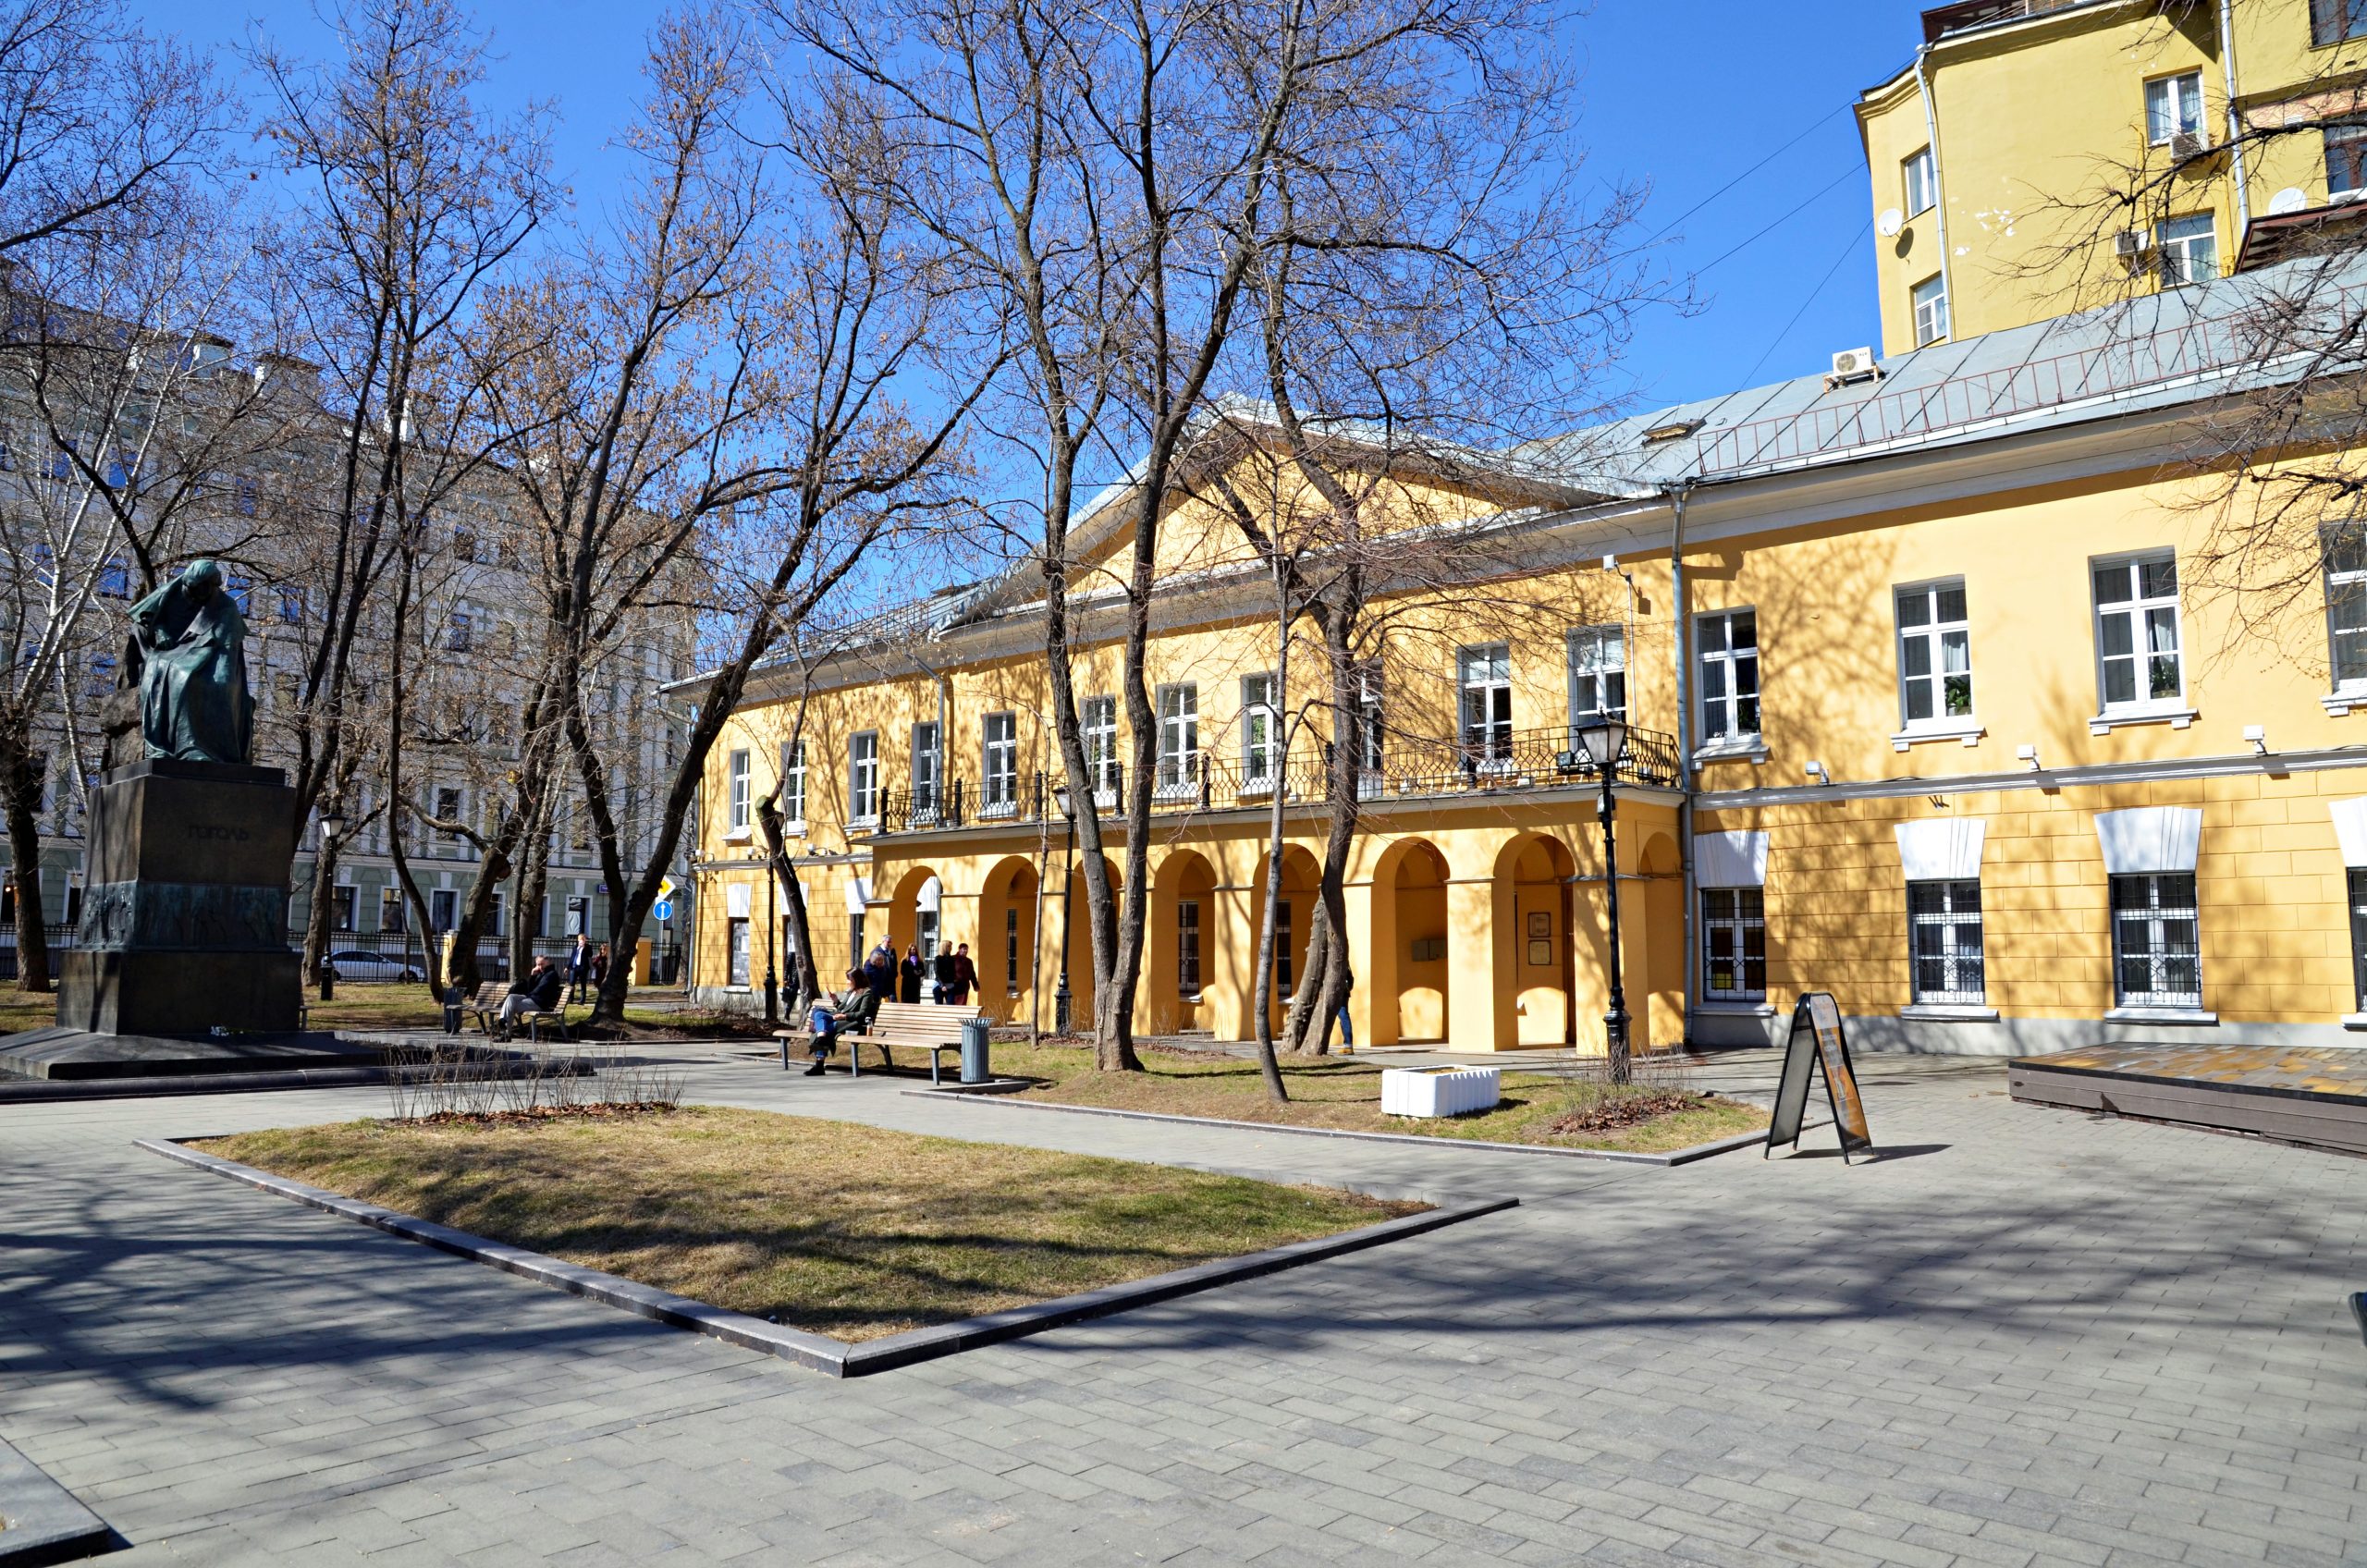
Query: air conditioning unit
[
  {"left": 2114, "top": 229, "right": 2149, "bottom": 257},
  {"left": 2170, "top": 129, "right": 2208, "bottom": 162},
  {"left": 1826, "top": 347, "right": 1881, "bottom": 387}
]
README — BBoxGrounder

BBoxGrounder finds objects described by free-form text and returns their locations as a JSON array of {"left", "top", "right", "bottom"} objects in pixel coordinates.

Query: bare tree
[{"left": 253, "top": 0, "right": 554, "bottom": 997}]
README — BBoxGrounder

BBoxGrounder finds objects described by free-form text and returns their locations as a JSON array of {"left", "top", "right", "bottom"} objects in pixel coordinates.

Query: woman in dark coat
[{"left": 899, "top": 943, "right": 925, "bottom": 1003}]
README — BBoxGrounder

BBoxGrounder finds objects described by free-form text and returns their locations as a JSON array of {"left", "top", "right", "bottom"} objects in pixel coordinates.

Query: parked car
[{"left": 325, "top": 949, "right": 424, "bottom": 983}]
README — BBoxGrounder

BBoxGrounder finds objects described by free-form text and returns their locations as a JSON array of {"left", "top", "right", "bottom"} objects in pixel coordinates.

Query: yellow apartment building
[
  {"left": 676, "top": 0, "right": 2367, "bottom": 1057},
  {"left": 1859, "top": 0, "right": 2367, "bottom": 357}
]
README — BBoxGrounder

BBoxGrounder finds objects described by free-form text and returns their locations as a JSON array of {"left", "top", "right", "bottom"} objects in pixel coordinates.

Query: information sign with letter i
[{"left": 1764, "top": 990, "right": 1876, "bottom": 1163}]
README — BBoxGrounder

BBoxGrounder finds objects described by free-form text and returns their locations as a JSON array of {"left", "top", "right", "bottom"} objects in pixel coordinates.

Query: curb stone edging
[
  {"left": 136, "top": 1137, "right": 1516, "bottom": 1378},
  {"left": 901, "top": 1091, "right": 1770, "bottom": 1166},
  {"left": 0, "top": 1435, "right": 116, "bottom": 1566}
]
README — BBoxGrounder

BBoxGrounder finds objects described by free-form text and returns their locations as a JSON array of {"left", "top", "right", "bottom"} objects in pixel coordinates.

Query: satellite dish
[
  {"left": 2270, "top": 186, "right": 2309, "bottom": 215},
  {"left": 1877, "top": 207, "right": 1905, "bottom": 237}
]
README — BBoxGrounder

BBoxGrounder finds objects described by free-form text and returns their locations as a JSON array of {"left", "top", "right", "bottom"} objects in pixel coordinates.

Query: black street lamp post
[
  {"left": 1575, "top": 716, "right": 1632, "bottom": 1084},
  {"left": 316, "top": 802, "right": 347, "bottom": 1002},
  {"left": 1052, "top": 781, "right": 1075, "bottom": 1035},
  {"left": 762, "top": 849, "right": 779, "bottom": 1026}
]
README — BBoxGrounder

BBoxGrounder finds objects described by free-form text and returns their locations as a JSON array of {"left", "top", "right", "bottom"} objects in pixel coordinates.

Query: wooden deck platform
[{"left": 2007, "top": 1044, "right": 2367, "bottom": 1157}]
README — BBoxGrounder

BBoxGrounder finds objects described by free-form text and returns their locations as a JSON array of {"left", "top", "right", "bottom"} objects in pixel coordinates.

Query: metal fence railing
[{"left": 865, "top": 723, "right": 1682, "bottom": 839}]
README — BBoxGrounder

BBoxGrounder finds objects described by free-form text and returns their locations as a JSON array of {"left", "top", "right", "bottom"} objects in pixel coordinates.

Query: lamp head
[
  {"left": 319, "top": 805, "right": 347, "bottom": 839},
  {"left": 1051, "top": 781, "right": 1073, "bottom": 819},
  {"left": 1574, "top": 715, "right": 1627, "bottom": 772}
]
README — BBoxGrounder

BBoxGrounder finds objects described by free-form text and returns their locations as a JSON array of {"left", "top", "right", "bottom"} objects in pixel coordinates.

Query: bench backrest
[
  {"left": 867, "top": 1000, "right": 983, "bottom": 1041},
  {"left": 470, "top": 982, "right": 510, "bottom": 1008}
]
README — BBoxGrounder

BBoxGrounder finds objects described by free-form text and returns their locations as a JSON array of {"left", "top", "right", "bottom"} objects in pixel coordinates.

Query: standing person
[
  {"left": 863, "top": 944, "right": 896, "bottom": 1005},
  {"left": 930, "top": 942, "right": 958, "bottom": 1004},
  {"left": 949, "top": 942, "right": 979, "bottom": 1007},
  {"left": 899, "top": 943, "right": 925, "bottom": 1003},
  {"left": 591, "top": 943, "right": 611, "bottom": 994},
  {"left": 566, "top": 932, "right": 593, "bottom": 1003}
]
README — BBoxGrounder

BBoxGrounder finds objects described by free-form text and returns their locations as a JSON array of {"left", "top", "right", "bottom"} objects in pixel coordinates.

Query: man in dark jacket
[
  {"left": 497, "top": 956, "right": 567, "bottom": 1038},
  {"left": 863, "top": 946, "right": 896, "bottom": 1004},
  {"left": 949, "top": 943, "right": 980, "bottom": 1006},
  {"left": 930, "top": 945, "right": 959, "bottom": 1003}
]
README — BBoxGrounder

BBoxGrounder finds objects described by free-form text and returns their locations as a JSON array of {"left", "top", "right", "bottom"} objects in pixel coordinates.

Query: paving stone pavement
[{"left": 2, "top": 1047, "right": 2363, "bottom": 1566}]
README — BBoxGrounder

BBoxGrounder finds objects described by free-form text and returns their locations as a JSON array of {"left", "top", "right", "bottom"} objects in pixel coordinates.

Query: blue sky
[{"left": 162, "top": 0, "right": 1922, "bottom": 417}]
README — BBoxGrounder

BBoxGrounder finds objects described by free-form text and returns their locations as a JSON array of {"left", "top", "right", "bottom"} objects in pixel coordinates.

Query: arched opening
[
  {"left": 1375, "top": 839, "right": 1451, "bottom": 1045},
  {"left": 1495, "top": 833, "right": 1579, "bottom": 1047},
  {"left": 977, "top": 855, "right": 1040, "bottom": 1024},
  {"left": 1148, "top": 850, "right": 1219, "bottom": 1035},
  {"left": 1047, "top": 854, "right": 1121, "bottom": 1034},
  {"left": 1247, "top": 844, "right": 1322, "bottom": 1036},
  {"left": 884, "top": 864, "right": 942, "bottom": 1001}
]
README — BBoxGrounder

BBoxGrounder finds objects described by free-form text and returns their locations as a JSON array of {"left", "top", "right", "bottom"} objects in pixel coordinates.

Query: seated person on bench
[
  {"left": 802, "top": 968, "right": 882, "bottom": 1075},
  {"left": 497, "top": 956, "right": 566, "bottom": 1039}
]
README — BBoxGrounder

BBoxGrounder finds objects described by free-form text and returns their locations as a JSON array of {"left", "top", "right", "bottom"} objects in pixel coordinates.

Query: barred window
[
  {"left": 2111, "top": 873, "right": 2201, "bottom": 1009},
  {"left": 1178, "top": 899, "right": 1201, "bottom": 1000},
  {"left": 2349, "top": 867, "right": 2367, "bottom": 1011},
  {"left": 1907, "top": 879, "right": 1985, "bottom": 1005},
  {"left": 1006, "top": 905, "right": 1021, "bottom": 998},
  {"left": 1701, "top": 888, "right": 1766, "bottom": 1001}
]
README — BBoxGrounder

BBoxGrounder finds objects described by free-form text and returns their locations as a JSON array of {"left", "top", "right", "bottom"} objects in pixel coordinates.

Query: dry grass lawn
[
  {"left": 196, "top": 1107, "right": 1418, "bottom": 1341},
  {"left": 993, "top": 1041, "right": 1767, "bottom": 1154}
]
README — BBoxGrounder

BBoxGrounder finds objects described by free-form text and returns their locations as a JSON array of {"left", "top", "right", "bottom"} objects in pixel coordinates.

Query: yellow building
[{"left": 1858, "top": 0, "right": 2367, "bottom": 357}]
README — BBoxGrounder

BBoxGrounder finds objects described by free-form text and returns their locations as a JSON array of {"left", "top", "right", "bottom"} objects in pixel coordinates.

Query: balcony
[{"left": 868, "top": 724, "right": 1682, "bottom": 837}]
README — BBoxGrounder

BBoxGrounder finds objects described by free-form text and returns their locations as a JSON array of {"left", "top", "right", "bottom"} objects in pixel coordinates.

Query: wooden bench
[
  {"left": 517, "top": 1005, "right": 570, "bottom": 1044},
  {"left": 462, "top": 982, "right": 511, "bottom": 1035},
  {"left": 774, "top": 999, "right": 984, "bottom": 1082}
]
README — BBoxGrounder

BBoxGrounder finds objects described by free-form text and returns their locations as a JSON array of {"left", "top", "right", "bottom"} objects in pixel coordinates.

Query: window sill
[
  {"left": 1891, "top": 721, "right": 1984, "bottom": 753},
  {"left": 721, "top": 827, "right": 753, "bottom": 844},
  {"left": 1691, "top": 741, "right": 1769, "bottom": 766},
  {"left": 2324, "top": 688, "right": 2367, "bottom": 717},
  {"left": 2089, "top": 705, "right": 2196, "bottom": 736},
  {"left": 1693, "top": 998, "right": 1775, "bottom": 1017},
  {"left": 783, "top": 820, "right": 806, "bottom": 838},
  {"left": 1900, "top": 1003, "right": 1999, "bottom": 1022},
  {"left": 2343, "top": 1013, "right": 2367, "bottom": 1030},
  {"left": 2103, "top": 1006, "right": 2217, "bottom": 1024}
]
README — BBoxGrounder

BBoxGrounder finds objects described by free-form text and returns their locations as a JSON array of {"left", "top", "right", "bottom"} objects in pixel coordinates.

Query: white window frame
[
  {"left": 2153, "top": 212, "right": 2216, "bottom": 287},
  {"left": 1700, "top": 887, "right": 1766, "bottom": 1001},
  {"left": 1565, "top": 625, "right": 1626, "bottom": 739},
  {"left": 2144, "top": 70, "right": 2204, "bottom": 145},
  {"left": 2110, "top": 872, "right": 2201, "bottom": 1010},
  {"left": 1903, "top": 145, "right": 1935, "bottom": 216},
  {"left": 982, "top": 711, "right": 1019, "bottom": 817},
  {"left": 1241, "top": 672, "right": 1278, "bottom": 790},
  {"left": 1696, "top": 608, "right": 1761, "bottom": 750},
  {"left": 1156, "top": 683, "right": 1199, "bottom": 797},
  {"left": 1907, "top": 878, "right": 1985, "bottom": 1005},
  {"left": 1911, "top": 273, "right": 1948, "bottom": 347},
  {"left": 849, "top": 731, "right": 879, "bottom": 826},
  {"left": 2091, "top": 551, "right": 2189, "bottom": 722},
  {"left": 779, "top": 739, "right": 806, "bottom": 832},
  {"left": 1177, "top": 898, "right": 1201, "bottom": 1000},
  {"left": 726, "top": 748, "right": 751, "bottom": 835},
  {"left": 1894, "top": 580, "right": 1975, "bottom": 732},
  {"left": 1083, "top": 695, "right": 1120, "bottom": 806},
  {"left": 1457, "top": 643, "right": 1513, "bottom": 766},
  {"left": 2326, "top": 525, "right": 2367, "bottom": 694},
  {"left": 910, "top": 721, "right": 941, "bottom": 822}
]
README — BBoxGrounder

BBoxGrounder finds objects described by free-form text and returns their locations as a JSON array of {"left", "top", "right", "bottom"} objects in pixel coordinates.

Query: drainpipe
[
  {"left": 2219, "top": 0, "right": 2248, "bottom": 232},
  {"left": 1665, "top": 481, "right": 1697, "bottom": 1046},
  {"left": 1915, "top": 44, "right": 1956, "bottom": 337}
]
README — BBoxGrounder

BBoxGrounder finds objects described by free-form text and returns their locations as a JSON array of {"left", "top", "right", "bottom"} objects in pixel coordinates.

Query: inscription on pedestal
[{"left": 78, "top": 880, "right": 288, "bottom": 951}]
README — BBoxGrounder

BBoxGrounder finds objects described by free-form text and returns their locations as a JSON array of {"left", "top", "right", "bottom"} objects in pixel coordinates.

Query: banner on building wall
[{"left": 1765, "top": 991, "right": 1875, "bottom": 1164}]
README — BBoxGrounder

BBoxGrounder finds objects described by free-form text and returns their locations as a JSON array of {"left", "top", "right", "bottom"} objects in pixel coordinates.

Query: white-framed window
[
  {"left": 2144, "top": 70, "right": 2205, "bottom": 144},
  {"left": 1178, "top": 899, "right": 1201, "bottom": 999},
  {"left": 430, "top": 888, "right": 457, "bottom": 931},
  {"left": 1701, "top": 888, "right": 1766, "bottom": 1001},
  {"left": 435, "top": 786, "right": 462, "bottom": 843},
  {"left": 2316, "top": 0, "right": 2367, "bottom": 44},
  {"left": 2154, "top": 213, "right": 2216, "bottom": 285},
  {"left": 1273, "top": 899, "right": 1294, "bottom": 1000},
  {"left": 728, "top": 917, "right": 751, "bottom": 987},
  {"left": 331, "top": 884, "right": 357, "bottom": 932},
  {"left": 2091, "top": 552, "right": 2184, "bottom": 711},
  {"left": 2349, "top": 867, "right": 2367, "bottom": 1011},
  {"left": 1895, "top": 580, "right": 1973, "bottom": 727},
  {"left": 378, "top": 886, "right": 407, "bottom": 934},
  {"left": 1082, "top": 694, "right": 1120, "bottom": 801},
  {"left": 1457, "top": 643, "right": 1512, "bottom": 763},
  {"left": 1911, "top": 273, "right": 1948, "bottom": 347},
  {"left": 2326, "top": 525, "right": 2367, "bottom": 689},
  {"left": 911, "top": 721, "right": 941, "bottom": 817},
  {"left": 778, "top": 739, "right": 806, "bottom": 827},
  {"left": 1353, "top": 661, "right": 1385, "bottom": 773},
  {"left": 1006, "top": 905, "right": 1022, "bottom": 997},
  {"left": 2327, "top": 121, "right": 2367, "bottom": 197},
  {"left": 1903, "top": 145, "right": 1935, "bottom": 216},
  {"left": 1907, "top": 879, "right": 1985, "bottom": 1005},
  {"left": 849, "top": 731, "right": 879, "bottom": 824},
  {"left": 1157, "top": 683, "right": 1199, "bottom": 794},
  {"left": 982, "top": 711, "right": 1018, "bottom": 815},
  {"left": 1565, "top": 625, "right": 1626, "bottom": 735},
  {"left": 727, "top": 748, "right": 751, "bottom": 832},
  {"left": 1697, "top": 608, "right": 1760, "bottom": 744},
  {"left": 849, "top": 912, "right": 865, "bottom": 966},
  {"left": 2111, "top": 873, "right": 2201, "bottom": 1008},
  {"left": 1242, "top": 672, "right": 1278, "bottom": 788}
]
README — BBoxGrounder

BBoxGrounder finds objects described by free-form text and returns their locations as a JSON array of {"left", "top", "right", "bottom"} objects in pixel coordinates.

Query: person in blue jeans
[{"left": 803, "top": 968, "right": 880, "bottom": 1076}]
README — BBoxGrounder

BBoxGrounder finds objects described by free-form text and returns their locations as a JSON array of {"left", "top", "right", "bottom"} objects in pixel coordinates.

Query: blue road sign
[{"left": 653, "top": 900, "right": 673, "bottom": 921}]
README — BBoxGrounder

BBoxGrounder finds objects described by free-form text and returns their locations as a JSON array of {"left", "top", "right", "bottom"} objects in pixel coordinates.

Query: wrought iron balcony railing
[{"left": 867, "top": 723, "right": 1680, "bottom": 837}]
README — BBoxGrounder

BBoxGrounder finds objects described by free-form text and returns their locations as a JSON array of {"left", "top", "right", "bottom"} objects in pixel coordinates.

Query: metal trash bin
[{"left": 960, "top": 1017, "right": 992, "bottom": 1084}]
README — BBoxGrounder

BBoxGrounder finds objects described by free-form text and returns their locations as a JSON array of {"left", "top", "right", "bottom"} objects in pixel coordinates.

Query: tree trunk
[
  {"left": 756, "top": 788, "right": 818, "bottom": 1015},
  {"left": 1248, "top": 582, "right": 1291, "bottom": 1101},
  {"left": 511, "top": 805, "right": 550, "bottom": 995},
  {"left": 303, "top": 828, "right": 339, "bottom": 1001},
  {"left": 1, "top": 735, "right": 51, "bottom": 994}
]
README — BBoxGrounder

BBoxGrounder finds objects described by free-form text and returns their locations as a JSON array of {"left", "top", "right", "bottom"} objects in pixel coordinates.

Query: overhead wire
[
  {"left": 1627, "top": 103, "right": 1852, "bottom": 252},
  {"left": 1738, "top": 217, "right": 1876, "bottom": 389}
]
